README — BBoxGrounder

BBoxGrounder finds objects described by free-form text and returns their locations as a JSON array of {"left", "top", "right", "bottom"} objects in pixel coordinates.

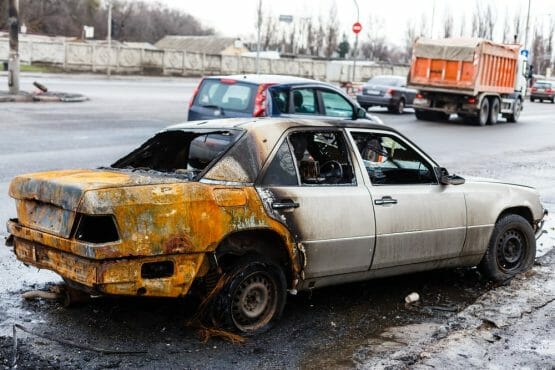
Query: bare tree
[
  {"left": 403, "top": 20, "right": 418, "bottom": 62},
  {"left": 512, "top": 11, "right": 524, "bottom": 43},
  {"left": 305, "top": 17, "right": 316, "bottom": 55},
  {"left": 360, "top": 15, "right": 389, "bottom": 62},
  {"left": 442, "top": 8, "right": 454, "bottom": 38},
  {"left": 419, "top": 13, "right": 429, "bottom": 38},
  {"left": 261, "top": 14, "right": 278, "bottom": 51},
  {"left": 315, "top": 18, "right": 326, "bottom": 57},
  {"left": 502, "top": 8, "right": 511, "bottom": 43},
  {"left": 324, "top": 3, "right": 339, "bottom": 58},
  {"left": 15, "top": 0, "right": 213, "bottom": 42}
]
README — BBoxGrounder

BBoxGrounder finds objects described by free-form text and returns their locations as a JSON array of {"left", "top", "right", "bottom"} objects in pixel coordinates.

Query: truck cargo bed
[{"left": 409, "top": 38, "right": 520, "bottom": 96}]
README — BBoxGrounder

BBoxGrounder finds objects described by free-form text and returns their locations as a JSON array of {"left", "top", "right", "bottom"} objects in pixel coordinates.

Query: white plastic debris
[{"left": 405, "top": 292, "right": 420, "bottom": 304}]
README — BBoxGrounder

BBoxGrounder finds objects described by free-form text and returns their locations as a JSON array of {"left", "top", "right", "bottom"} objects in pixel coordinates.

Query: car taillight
[
  {"left": 253, "top": 83, "right": 275, "bottom": 117},
  {"left": 386, "top": 88, "right": 396, "bottom": 96},
  {"left": 546, "top": 88, "right": 553, "bottom": 93},
  {"left": 468, "top": 97, "right": 476, "bottom": 104},
  {"left": 532, "top": 87, "right": 537, "bottom": 92},
  {"left": 188, "top": 79, "right": 203, "bottom": 108},
  {"left": 416, "top": 93, "right": 424, "bottom": 99},
  {"left": 220, "top": 78, "right": 237, "bottom": 85}
]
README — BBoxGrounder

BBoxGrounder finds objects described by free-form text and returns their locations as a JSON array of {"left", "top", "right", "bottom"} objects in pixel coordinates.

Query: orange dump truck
[{"left": 408, "top": 38, "right": 527, "bottom": 125}]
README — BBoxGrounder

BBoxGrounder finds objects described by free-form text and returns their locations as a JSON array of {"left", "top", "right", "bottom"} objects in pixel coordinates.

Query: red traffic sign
[{"left": 352, "top": 22, "right": 362, "bottom": 34}]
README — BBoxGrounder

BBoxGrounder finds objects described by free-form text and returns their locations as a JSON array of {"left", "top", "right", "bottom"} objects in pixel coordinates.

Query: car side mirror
[
  {"left": 435, "top": 167, "right": 465, "bottom": 185},
  {"left": 355, "top": 106, "right": 367, "bottom": 119}
]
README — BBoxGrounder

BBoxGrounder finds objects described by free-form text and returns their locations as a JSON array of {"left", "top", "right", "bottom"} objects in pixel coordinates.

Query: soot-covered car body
[{"left": 6, "top": 118, "right": 547, "bottom": 333}]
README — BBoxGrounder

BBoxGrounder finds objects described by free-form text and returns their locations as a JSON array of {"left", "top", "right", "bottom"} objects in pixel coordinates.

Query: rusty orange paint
[{"left": 7, "top": 169, "right": 299, "bottom": 298}]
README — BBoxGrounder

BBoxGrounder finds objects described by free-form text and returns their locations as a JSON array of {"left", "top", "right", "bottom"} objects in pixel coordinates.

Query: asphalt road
[{"left": 0, "top": 73, "right": 553, "bottom": 369}]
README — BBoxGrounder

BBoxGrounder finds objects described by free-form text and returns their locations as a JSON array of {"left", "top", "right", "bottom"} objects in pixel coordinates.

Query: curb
[{"left": 0, "top": 91, "right": 88, "bottom": 103}]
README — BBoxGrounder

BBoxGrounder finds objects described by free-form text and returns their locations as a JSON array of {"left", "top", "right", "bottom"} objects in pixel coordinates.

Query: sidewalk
[{"left": 355, "top": 246, "right": 555, "bottom": 369}]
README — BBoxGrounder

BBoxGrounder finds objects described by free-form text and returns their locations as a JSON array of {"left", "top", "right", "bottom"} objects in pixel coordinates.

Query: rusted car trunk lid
[{"left": 9, "top": 169, "right": 178, "bottom": 238}]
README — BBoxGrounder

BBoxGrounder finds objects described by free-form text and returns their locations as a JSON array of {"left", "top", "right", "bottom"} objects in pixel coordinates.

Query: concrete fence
[{"left": 0, "top": 38, "right": 408, "bottom": 82}]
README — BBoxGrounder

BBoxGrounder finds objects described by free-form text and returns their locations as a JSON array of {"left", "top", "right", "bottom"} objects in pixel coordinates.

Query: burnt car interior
[
  {"left": 289, "top": 131, "right": 355, "bottom": 185},
  {"left": 111, "top": 130, "right": 239, "bottom": 179},
  {"left": 351, "top": 132, "right": 436, "bottom": 185}
]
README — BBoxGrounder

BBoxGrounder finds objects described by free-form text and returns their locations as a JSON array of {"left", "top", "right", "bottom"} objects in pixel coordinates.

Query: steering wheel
[{"left": 320, "top": 160, "right": 344, "bottom": 183}]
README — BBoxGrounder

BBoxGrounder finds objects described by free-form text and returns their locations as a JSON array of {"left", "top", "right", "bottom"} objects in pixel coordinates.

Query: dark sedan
[
  {"left": 356, "top": 75, "right": 417, "bottom": 114},
  {"left": 187, "top": 74, "right": 383, "bottom": 124}
]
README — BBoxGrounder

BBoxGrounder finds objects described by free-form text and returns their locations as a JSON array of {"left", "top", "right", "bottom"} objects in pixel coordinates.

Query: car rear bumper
[
  {"left": 6, "top": 220, "right": 207, "bottom": 298},
  {"left": 356, "top": 94, "right": 397, "bottom": 107},
  {"left": 530, "top": 93, "right": 554, "bottom": 100}
]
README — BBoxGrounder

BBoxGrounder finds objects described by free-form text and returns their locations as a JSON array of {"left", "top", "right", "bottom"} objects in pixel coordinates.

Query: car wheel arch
[
  {"left": 214, "top": 228, "right": 298, "bottom": 288},
  {"left": 496, "top": 206, "right": 534, "bottom": 227}
]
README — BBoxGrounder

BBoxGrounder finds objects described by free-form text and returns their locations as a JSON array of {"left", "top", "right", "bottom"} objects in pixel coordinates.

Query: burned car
[{"left": 6, "top": 118, "right": 548, "bottom": 334}]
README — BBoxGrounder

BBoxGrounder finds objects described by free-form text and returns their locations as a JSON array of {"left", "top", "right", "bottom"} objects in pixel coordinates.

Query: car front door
[
  {"left": 347, "top": 129, "right": 467, "bottom": 270},
  {"left": 257, "top": 129, "right": 376, "bottom": 278}
]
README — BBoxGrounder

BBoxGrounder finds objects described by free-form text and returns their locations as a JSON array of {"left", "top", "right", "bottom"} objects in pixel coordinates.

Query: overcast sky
[{"left": 153, "top": 0, "right": 555, "bottom": 47}]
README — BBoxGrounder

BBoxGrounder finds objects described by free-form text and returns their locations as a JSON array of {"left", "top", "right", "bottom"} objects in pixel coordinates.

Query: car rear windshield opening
[
  {"left": 111, "top": 130, "right": 241, "bottom": 179},
  {"left": 194, "top": 79, "right": 256, "bottom": 112}
]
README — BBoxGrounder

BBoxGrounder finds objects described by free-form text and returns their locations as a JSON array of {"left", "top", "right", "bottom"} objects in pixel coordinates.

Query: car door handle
[
  {"left": 374, "top": 196, "right": 398, "bottom": 205},
  {"left": 271, "top": 200, "right": 300, "bottom": 210}
]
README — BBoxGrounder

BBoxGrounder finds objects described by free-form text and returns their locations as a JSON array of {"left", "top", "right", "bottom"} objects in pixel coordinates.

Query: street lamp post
[
  {"left": 8, "top": 0, "right": 20, "bottom": 94},
  {"left": 352, "top": 0, "right": 359, "bottom": 83},
  {"left": 107, "top": 0, "right": 112, "bottom": 78},
  {"left": 524, "top": 0, "right": 531, "bottom": 51},
  {"left": 256, "top": 0, "right": 262, "bottom": 74}
]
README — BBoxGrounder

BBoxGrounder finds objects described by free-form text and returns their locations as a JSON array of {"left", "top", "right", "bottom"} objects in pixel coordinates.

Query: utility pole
[
  {"left": 8, "top": 0, "right": 20, "bottom": 94},
  {"left": 352, "top": 0, "right": 359, "bottom": 83},
  {"left": 107, "top": 0, "right": 112, "bottom": 78},
  {"left": 524, "top": 0, "right": 531, "bottom": 50},
  {"left": 256, "top": 0, "right": 262, "bottom": 74},
  {"left": 430, "top": 0, "right": 436, "bottom": 38}
]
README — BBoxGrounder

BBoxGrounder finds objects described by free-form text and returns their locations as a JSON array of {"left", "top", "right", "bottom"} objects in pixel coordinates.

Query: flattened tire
[
  {"left": 478, "top": 214, "right": 536, "bottom": 282},
  {"left": 211, "top": 255, "right": 286, "bottom": 335}
]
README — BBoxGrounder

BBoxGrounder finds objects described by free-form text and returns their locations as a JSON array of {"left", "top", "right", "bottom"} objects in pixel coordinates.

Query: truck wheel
[
  {"left": 506, "top": 99, "right": 521, "bottom": 123},
  {"left": 211, "top": 255, "right": 286, "bottom": 334},
  {"left": 477, "top": 98, "right": 489, "bottom": 126},
  {"left": 488, "top": 97, "right": 500, "bottom": 125},
  {"left": 415, "top": 109, "right": 427, "bottom": 120},
  {"left": 478, "top": 214, "right": 536, "bottom": 282}
]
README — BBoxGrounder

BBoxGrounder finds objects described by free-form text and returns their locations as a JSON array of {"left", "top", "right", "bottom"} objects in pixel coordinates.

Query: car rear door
[
  {"left": 257, "top": 128, "right": 376, "bottom": 279},
  {"left": 346, "top": 129, "right": 467, "bottom": 269}
]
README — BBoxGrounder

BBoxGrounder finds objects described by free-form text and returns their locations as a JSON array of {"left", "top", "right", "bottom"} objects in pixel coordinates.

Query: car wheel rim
[
  {"left": 231, "top": 272, "right": 277, "bottom": 331},
  {"left": 398, "top": 101, "right": 404, "bottom": 114},
  {"left": 496, "top": 229, "right": 526, "bottom": 272},
  {"left": 480, "top": 103, "right": 488, "bottom": 124}
]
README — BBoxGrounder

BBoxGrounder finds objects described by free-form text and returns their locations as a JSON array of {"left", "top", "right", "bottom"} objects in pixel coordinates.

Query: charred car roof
[{"left": 164, "top": 118, "right": 398, "bottom": 184}]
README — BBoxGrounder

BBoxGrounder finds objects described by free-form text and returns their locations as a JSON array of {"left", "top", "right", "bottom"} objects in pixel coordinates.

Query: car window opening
[
  {"left": 111, "top": 130, "right": 240, "bottom": 179},
  {"left": 351, "top": 132, "right": 436, "bottom": 185},
  {"left": 289, "top": 131, "right": 355, "bottom": 186}
]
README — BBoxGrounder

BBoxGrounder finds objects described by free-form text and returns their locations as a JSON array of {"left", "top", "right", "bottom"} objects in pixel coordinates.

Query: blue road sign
[{"left": 520, "top": 49, "right": 529, "bottom": 58}]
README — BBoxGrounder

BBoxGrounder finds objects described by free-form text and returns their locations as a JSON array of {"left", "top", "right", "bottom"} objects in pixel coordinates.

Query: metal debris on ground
[{"left": 33, "top": 81, "right": 48, "bottom": 93}]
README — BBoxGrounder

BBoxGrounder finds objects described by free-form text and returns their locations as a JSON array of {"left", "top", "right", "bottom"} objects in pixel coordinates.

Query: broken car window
[
  {"left": 260, "top": 140, "right": 298, "bottom": 186},
  {"left": 111, "top": 130, "right": 241, "bottom": 179},
  {"left": 350, "top": 132, "right": 436, "bottom": 185},
  {"left": 288, "top": 131, "right": 355, "bottom": 185}
]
